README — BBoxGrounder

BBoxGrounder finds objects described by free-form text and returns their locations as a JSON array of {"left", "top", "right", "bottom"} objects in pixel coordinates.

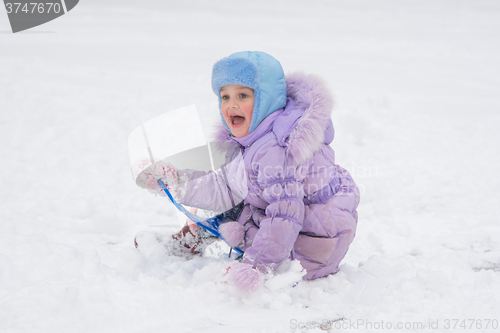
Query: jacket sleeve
[
  {"left": 175, "top": 151, "right": 248, "bottom": 212},
  {"left": 242, "top": 146, "right": 306, "bottom": 271},
  {"left": 175, "top": 168, "right": 234, "bottom": 213},
  {"left": 236, "top": 203, "right": 260, "bottom": 251}
]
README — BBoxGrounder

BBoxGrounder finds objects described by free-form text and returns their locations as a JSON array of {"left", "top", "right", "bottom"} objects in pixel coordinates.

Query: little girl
[{"left": 142, "top": 51, "right": 360, "bottom": 291}]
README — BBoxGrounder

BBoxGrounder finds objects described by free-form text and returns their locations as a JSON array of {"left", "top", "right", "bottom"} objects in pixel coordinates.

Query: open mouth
[{"left": 230, "top": 115, "right": 245, "bottom": 126}]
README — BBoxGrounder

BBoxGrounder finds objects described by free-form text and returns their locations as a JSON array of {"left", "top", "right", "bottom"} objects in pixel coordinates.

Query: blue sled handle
[{"left": 158, "top": 179, "right": 244, "bottom": 255}]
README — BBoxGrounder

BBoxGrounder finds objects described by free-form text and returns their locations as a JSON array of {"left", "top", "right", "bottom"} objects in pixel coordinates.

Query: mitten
[
  {"left": 219, "top": 221, "right": 245, "bottom": 248},
  {"left": 227, "top": 262, "right": 263, "bottom": 292},
  {"left": 137, "top": 161, "right": 178, "bottom": 196}
]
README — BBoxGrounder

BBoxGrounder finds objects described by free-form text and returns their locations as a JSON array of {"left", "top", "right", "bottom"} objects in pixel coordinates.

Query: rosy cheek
[{"left": 244, "top": 104, "right": 254, "bottom": 118}]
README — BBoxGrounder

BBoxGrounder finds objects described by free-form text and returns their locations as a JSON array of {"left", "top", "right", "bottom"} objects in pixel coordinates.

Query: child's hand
[
  {"left": 226, "top": 262, "right": 263, "bottom": 292},
  {"left": 138, "top": 161, "right": 178, "bottom": 196}
]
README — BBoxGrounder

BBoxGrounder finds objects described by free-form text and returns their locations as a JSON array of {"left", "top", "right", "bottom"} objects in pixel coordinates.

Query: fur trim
[
  {"left": 211, "top": 57, "right": 260, "bottom": 94},
  {"left": 286, "top": 72, "right": 333, "bottom": 165},
  {"left": 210, "top": 122, "right": 233, "bottom": 157},
  {"left": 213, "top": 121, "right": 232, "bottom": 143}
]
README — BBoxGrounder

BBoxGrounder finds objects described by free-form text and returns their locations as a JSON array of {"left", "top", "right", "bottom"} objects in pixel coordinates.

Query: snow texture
[{"left": 1, "top": 0, "right": 500, "bottom": 332}]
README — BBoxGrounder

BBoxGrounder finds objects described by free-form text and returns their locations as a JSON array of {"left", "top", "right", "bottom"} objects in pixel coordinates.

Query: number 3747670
[
  {"left": 444, "top": 319, "right": 498, "bottom": 330},
  {"left": 5, "top": 2, "right": 62, "bottom": 14}
]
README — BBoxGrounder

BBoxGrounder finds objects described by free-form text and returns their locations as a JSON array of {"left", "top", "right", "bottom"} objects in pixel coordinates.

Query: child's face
[{"left": 220, "top": 85, "right": 254, "bottom": 138}]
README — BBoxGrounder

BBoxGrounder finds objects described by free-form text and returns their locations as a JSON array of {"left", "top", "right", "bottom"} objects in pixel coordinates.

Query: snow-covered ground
[{"left": 1, "top": 0, "right": 500, "bottom": 332}]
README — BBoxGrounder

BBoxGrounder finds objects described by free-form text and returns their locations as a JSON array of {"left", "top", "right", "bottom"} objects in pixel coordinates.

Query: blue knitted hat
[{"left": 211, "top": 51, "right": 287, "bottom": 133}]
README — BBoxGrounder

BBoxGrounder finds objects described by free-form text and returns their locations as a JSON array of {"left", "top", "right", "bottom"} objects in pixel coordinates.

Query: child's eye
[
  {"left": 239, "top": 93, "right": 248, "bottom": 98},
  {"left": 221, "top": 95, "right": 229, "bottom": 100}
]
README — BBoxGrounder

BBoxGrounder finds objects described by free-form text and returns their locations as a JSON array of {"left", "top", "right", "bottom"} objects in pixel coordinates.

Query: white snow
[{"left": 1, "top": 0, "right": 500, "bottom": 332}]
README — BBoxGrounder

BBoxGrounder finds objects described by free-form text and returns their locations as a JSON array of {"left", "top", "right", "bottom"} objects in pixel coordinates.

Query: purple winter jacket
[{"left": 180, "top": 73, "right": 359, "bottom": 280}]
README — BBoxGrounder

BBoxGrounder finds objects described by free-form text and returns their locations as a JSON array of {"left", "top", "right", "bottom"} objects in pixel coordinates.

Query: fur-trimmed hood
[{"left": 215, "top": 72, "right": 334, "bottom": 165}]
